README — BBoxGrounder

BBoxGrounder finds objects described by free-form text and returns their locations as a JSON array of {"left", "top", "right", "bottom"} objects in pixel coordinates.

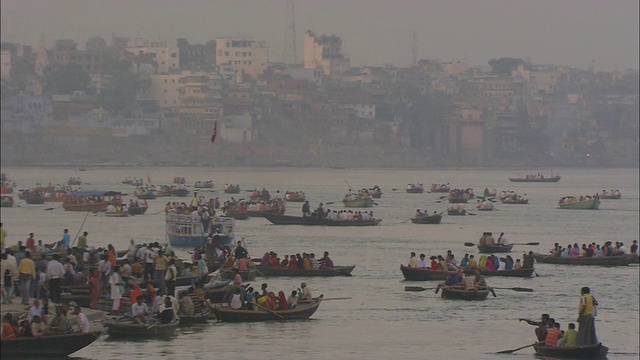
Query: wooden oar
[
  {"left": 510, "top": 242, "right": 540, "bottom": 246},
  {"left": 322, "top": 297, "right": 352, "bottom": 301},
  {"left": 491, "top": 287, "right": 534, "bottom": 292},
  {"left": 325, "top": 201, "right": 336, "bottom": 205},
  {"left": 464, "top": 242, "right": 475, "bottom": 247},
  {"left": 45, "top": 204, "right": 63, "bottom": 211},
  {"left": 404, "top": 286, "right": 439, "bottom": 292},
  {"left": 467, "top": 212, "right": 476, "bottom": 216},
  {"left": 254, "top": 303, "right": 286, "bottom": 320},
  {"left": 496, "top": 341, "right": 542, "bottom": 354},
  {"left": 401, "top": 218, "right": 413, "bottom": 224}
]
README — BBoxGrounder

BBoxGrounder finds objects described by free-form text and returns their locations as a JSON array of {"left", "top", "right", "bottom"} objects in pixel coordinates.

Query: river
[{"left": 1, "top": 166, "right": 638, "bottom": 359}]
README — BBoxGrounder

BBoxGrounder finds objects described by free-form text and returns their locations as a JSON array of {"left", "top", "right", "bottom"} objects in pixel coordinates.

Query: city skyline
[{"left": 1, "top": 0, "right": 638, "bottom": 71}]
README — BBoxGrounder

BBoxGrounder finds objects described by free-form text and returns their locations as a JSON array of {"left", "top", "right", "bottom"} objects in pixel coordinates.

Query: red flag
[{"left": 211, "top": 121, "right": 217, "bottom": 143}]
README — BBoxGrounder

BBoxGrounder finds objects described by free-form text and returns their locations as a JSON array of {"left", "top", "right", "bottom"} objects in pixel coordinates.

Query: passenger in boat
[
  {"left": 408, "top": 252, "right": 418, "bottom": 268},
  {"left": 577, "top": 287, "right": 598, "bottom": 345},
  {"left": 29, "top": 315, "right": 49, "bottom": 337},
  {"left": 287, "top": 290, "right": 298, "bottom": 309},
  {"left": 429, "top": 256, "right": 438, "bottom": 270},
  {"left": 302, "top": 201, "right": 311, "bottom": 217},
  {"left": 467, "top": 255, "right": 477, "bottom": 269},
  {"left": 513, "top": 259, "right": 522, "bottom": 269},
  {"left": 70, "top": 302, "right": 90, "bottom": 333},
  {"left": 523, "top": 251, "right": 535, "bottom": 269},
  {"left": 2, "top": 313, "right": 19, "bottom": 338},
  {"left": 445, "top": 269, "right": 464, "bottom": 286},
  {"left": 158, "top": 297, "right": 175, "bottom": 324},
  {"left": 299, "top": 282, "right": 313, "bottom": 301},
  {"left": 415, "top": 209, "right": 423, "bottom": 218},
  {"left": 496, "top": 232, "right": 508, "bottom": 246},
  {"left": 234, "top": 241, "right": 248, "bottom": 259},
  {"left": 485, "top": 256, "right": 496, "bottom": 271},
  {"left": 132, "top": 295, "right": 152, "bottom": 325},
  {"left": 179, "top": 291, "right": 195, "bottom": 316},
  {"left": 296, "top": 253, "right": 304, "bottom": 269},
  {"left": 309, "top": 253, "right": 319, "bottom": 270},
  {"left": 560, "top": 322, "right": 577, "bottom": 346},
  {"left": 278, "top": 291, "right": 288, "bottom": 310},
  {"left": 418, "top": 254, "right": 428, "bottom": 268},
  {"left": 544, "top": 321, "right": 563, "bottom": 346},
  {"left": 316, "top": 252, "right": 332, "bottom": 269},
  {"left": 473, "top": 269, "right": 487, "bottom": 290},
  {"left": 504, "top": 256, "right": 514, "bottom": 270},
  {"left": 288, "top": 254, "right": 298, "bottom": 270},
  {"left": 302, "top": 253, "right": 312, "bottom": 270},
  {"left": 459, "top": 254, "right": 470, "bottom": 267},
  {"left": 109, "top": 266, "right": 125, "bottom": 315},
  {"left": 437, "top": 255, "right": 448, "bottom": 271}
]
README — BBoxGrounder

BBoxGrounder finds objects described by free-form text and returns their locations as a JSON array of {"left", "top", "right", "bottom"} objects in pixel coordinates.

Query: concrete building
[
  {"left": 215, "top": 37, "right": 268, "bottom": 80},
  {"left": 0, "top": 50, "right": 11, "bottom": 80},
  {"left": 126, "top": 39, "right": 179, "bottom": 74},
  {"left": 448, "top": 108, "right": 489, "bottom": 165},
  {"left": 48, "top": 39, "right": 112, "bottom": 74},
  {"left": 177, "top": 38, "right": 216, "bottom": 70},
  {"left": 303, "top": 30, "right": 350, "bottom": 78}
]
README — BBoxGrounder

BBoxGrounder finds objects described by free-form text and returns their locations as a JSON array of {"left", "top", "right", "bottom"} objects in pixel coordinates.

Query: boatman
[
  {"left": 302, "top": 201, "right": 311, "bottom": 217},
  {"left": 577, "top": 287, "right": 598, "bottom": 345}
]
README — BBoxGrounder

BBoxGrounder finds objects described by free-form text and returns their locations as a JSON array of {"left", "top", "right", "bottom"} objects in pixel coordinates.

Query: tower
[{"left": 283, "top": 0, "right": 297, "bottom": 65}]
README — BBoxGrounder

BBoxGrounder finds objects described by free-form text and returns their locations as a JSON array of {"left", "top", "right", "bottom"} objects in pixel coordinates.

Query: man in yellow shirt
[
  {"left": 577, "top": 286, "right": 598, "bottom": 345},
  {"left": 0, "top": 222, "right": 6, "bottom": 249},
  {"left": 18, "top": 252, "right": 36, "bottom": 305},
  {"left": 77, "top": 232, "right": 88, "bottom": 249}
]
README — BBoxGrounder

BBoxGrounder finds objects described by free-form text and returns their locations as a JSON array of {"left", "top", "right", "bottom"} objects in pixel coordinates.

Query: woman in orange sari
[
  {"left": 130, "top": 284, "right": 142, "bottom": 307},
  {"left": 107, "top": 245, "right": 117, "bottom": 267},
  {"left": 88, "top": 269, "right": 103, "bottom": 308}
]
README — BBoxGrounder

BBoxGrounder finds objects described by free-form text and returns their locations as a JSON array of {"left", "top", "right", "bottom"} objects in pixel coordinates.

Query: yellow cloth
[
  {"left": 77, "top": 235, "right": 87, "bottom": 249},
  {"left": 0, "top": 228, "right": 6, "bottom": 247},
  {"left": 19, "top": 258, "right": 36, "bottom": 278},
  {"left": 580, "top": 294, "right": 595, "bottom": 316}
]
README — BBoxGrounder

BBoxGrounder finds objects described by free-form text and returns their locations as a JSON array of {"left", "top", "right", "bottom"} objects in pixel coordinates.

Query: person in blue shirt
[
  {"left": 445, "top": 269, "right": 464, "bottom": 286},
  {"left": 460, "top": 254, "right": 470, "bottom": 267},
  {"left": 61, "top": 229, "right": 71, "bottom": 249},
  {"left": 505, "top": 255, "right": 514, "bottom": 270}
]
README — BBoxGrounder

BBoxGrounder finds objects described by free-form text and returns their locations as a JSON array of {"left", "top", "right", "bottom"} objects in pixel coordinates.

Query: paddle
[
  {"left": 322, "top": 297, "right": 352, "bottom": 301},
  {"left": 45, "top": 204, "right": 63, "bottom": 211},
  {"left": 404, "top": 286, "right": 439, "bottom": 292},
  {"left": 491, "top": 287, "right": 534, "bottom": 292},
  {"left": 463, "top": 242, "right": 539, "bottom": 247},
  {"left": 467, "top": 212, "right": 476, "bottom": 216},
  {"left": 496, "top": 342, "right": 542, "bottom": 354},
  {"left": 254, "top": 303, "right": 286, "bottom": 320},
  {"left": 71, "top": 211, "right": 92, "bottom": 247},
  {"left": 326, "top": 201, "right": 336, "bottom": 205},
  {"left": 464, "top": 242, "right": 475, "bottom": 247},
  {"left": 401, "top": 218, "right": 413, "bottom": 224}
]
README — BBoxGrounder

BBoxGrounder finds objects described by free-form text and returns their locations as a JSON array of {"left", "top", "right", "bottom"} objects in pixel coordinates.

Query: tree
[
  {"left": 42, "top": 64, "right": 90, "bottom": 94},
  {"left": 488, "top": 57, "right": 526, "bottom": 75}
]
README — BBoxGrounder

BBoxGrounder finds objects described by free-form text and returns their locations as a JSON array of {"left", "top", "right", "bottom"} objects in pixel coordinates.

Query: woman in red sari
[
  {"left": 278, "top": 291, "right": 288, "bottom": 310},
  {"left": 88, "top": 269, "right": 103, "bottom": 308},
  {"left": 266, "top": 292, "right": 277, "bottom": 311},
  {"left": 130, "top": 284, "right": 142, "bottom": 306}
]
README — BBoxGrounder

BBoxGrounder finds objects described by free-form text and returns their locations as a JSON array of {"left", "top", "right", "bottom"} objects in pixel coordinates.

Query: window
[{"left": 225, "top": 51, "right": 229, "bottom": 57}]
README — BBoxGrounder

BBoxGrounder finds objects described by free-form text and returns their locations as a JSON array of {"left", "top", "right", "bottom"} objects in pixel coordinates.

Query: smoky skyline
[{"left": 1, "top": 0, "right": 638, "bottom": 70}]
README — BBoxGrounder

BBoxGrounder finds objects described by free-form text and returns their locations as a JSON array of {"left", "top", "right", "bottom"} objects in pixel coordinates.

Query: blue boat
[{"left": 165, "top": 214, "right": 235, "bottom": 247}]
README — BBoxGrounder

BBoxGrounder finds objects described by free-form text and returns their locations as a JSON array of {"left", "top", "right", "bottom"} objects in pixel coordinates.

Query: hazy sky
[{"left": 1, "top": 0, "right": 638, "bottom": 70}]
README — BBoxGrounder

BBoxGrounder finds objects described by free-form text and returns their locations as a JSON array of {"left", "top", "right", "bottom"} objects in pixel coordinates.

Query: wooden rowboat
[
  {"left": 532, "top": 343, "right": 608, "bottom": 359},
  {"left": 342, "top": 198, "right": 375, "bottom": 207},
  {"left": 400, "top": 265, "right": 535, "bottom": 280},
  {"left": 477, "top": 244, "right": 513, "bottom": 253},
  {"left": 558, "top": 198, "right": 600, "bottom": 210},
  {"left": 178, "top": 312, "right": 210, "bottom": 326},
  {"left": 440, "top": 286, "right": 490, "bottom": 300},
  {"left": 533, "top": 253, "right": 635, "bottom": 266},
  {"left": 447, "top": 209, "right": 466, "bottom": 216},
  {"left": 509, "top": 176, "right": 561, "bottom": 182},
  {"left": 128, "top": 205, "right": 149, "bottom": 215},
  {"left": 1, "top": 331, "right": 102, "bottom": 356},
  {"left": 212, "top": 295, "right": 323, "bottom": 322},
  {"left": 410, "top": 214, "right": 442, "bottom": 224},
  {"left": 601, "top": 194, "right": 621, "bottom": 199},
  {"left": 263, "top": 213, "right": 380, "bottom": 226},
  {"left": 220, "top": 268, "right": 257, "bottom": 281},
  {"left": 258, "top": 265, "right": 355, "bottom": 277},
  {"left": 104, "top": 319, "right": 178, "bottom": 338}
]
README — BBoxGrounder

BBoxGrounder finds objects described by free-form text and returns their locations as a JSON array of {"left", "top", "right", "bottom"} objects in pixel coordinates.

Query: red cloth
[
  {"left": 89, "top": 270, "right": 103, "bottom": 309},
  {"left": 130, "top": 285, "right": 143, "bottom": 304},
  {"left": 266, "top": 292, "right": 277, "bottom": 311},
  {"left": 288, "top": 258, "right": 298, "bottom": 269},
  {"left": 278, "top": 291, "right": 288, "bottom": 310},
  {"left": 545, "top": 328, "right": 563, "bottom": 346}
]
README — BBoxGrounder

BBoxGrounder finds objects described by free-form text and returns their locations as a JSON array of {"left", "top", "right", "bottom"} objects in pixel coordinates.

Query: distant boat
[
  {"left": 558, "top": 197, "right": 600, "bottom": 210},
  {"left": 509, "top": 175, "right": 561, "bottom": 183}
]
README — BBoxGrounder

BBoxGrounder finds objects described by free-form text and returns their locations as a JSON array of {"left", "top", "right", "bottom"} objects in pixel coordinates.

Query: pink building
[{"left": 448, "top": 108, "right": 488, "bottom": 165}]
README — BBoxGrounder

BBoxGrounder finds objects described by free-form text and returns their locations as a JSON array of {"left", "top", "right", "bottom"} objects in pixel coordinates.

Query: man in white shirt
[
  {"left": 418, "top": 254, "right": 428, "bottom": 268},
  {"left": 46, "top": 254, "right": 65, "bottom": 303},
  {"left": 27, "top": 298, "right": 42, "bottom": 323},
  {"left": 70, "top": 302, "right": 90, "bottom": 333},
  {"left": 136, "top": 244, "right": 147, "bottom": 262},
  {"left": 131, "top": 295, "right": 151, "bottom": 325}
]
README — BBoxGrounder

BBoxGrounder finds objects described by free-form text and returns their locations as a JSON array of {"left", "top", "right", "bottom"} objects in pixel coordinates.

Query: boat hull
[
  {"left": 509, "top": 176, "right": 561, "bottom": 182},
  {"left": 533, "top": 253, "right": 635, "bottom": 266},
  {"left": 558, "top": 199, "right": 600, "bottom": 210},
  {"left": 477, "top": 244, "right": 513, "bottom": 253},
  {"left": 0, "top": 331, "right": 102, "bottom": 356},
  {"left": 410, "top": 215, "right": 442, "bottom": 224},
  {"left": 401, "top": 265, "right": 455, "bottom": 280},
  {"left": 447, "top": 209, "right": 466, "bottom": 216},
  {"left": 263, "top": 214, "right": 380, "bottom": 226},
  {"left": 342, "top": 198, "right": 375, "bottom": 207},
  {"left": 63, "top": 202, "right": 111, "bottom": 211},
  {"left": 259, "top": 266, "right": 355, "bottom": 277},
  {"left": 441, "top": 287, "right": 490, "bottom": 300},
  {"left": 406, "top": 188, "right": 424, "bottom": 193},
  {"left": 105, "top": 320, "right": 178, "bottom": 338},
  {"left": 128, "top": 206, "right": 148, "bottom": 215},
  {"left": 533, "top": 343, "right": 608, "bottom": 359}
]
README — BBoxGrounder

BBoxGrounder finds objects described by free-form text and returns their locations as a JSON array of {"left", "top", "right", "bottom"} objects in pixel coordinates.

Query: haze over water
[{"left": 1, "top": 166, "right": 638, "bottom": 359}]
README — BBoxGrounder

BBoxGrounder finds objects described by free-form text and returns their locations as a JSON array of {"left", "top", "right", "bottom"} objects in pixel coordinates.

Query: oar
[
  {"left": 325, "top": 201, "right": 336, "bottom": 205},
  {"left": 464, "top": 242, "right": 475, "bottom": 247},
  {"left": 404, "top": 286, "right": 439, "bottom": 292},
  {"left": 322, "top": 297, "right": 352, "bottom": 301},
  {"left": 401, "top": 218, "right": 413, "bottom": 224},
  {"left": 467, "top": 212, "right": 476, "bottom": 216},
  {"left": 496, "top": 342, "right": 543, "bottom": 354},
  {"left": 45, "top": 204, "right": 63, "bottom": 211},
  {"left": 254, "top": 303, "right": 286, "bottom": 320},
  {"left": 510, "top": 242, "right": 540, "bottom": 246},
  {"left": 491, "top": 287, "right": 534, "bottom": 292}
]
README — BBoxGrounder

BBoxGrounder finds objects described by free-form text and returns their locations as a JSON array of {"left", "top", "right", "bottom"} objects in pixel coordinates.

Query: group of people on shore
[
  {"left": 520, "top": 286, "right": 599, "bottom": 347},
  {"left": 547, "top": 241, "right": 637, "bottom": 258}
]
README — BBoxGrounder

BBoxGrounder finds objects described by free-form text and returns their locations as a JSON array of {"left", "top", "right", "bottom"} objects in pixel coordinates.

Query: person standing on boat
[
  {"left": 577, "top": 287, "right": 598, "bottom": 345},
  {"left": 61, "top": 229, "right": 71, "bottom": 249},
  {"left": 109, "top": 266, "right": 125, "bottom": 315},
  {"left": 302, "top": 201, "right": 311, "bottom": 217}
]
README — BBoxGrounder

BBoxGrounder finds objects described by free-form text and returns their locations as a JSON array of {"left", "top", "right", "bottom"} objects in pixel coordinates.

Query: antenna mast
[{"left": 283, "top": 0, "right": 297, "bottom": 65}]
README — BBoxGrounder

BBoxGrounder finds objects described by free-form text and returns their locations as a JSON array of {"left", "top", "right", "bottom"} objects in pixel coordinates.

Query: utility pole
[
  {"left": 412, "top": 32, "right": 417, "bottom": 67},
  {"left": 283, "top": 0, "right": 297, "bottom": 65}
]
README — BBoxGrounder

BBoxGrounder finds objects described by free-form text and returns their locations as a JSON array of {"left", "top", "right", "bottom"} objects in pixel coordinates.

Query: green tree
[
  {"left": 42, "top": 64, "right": 90, "bottom": 94},
  {"left": 488, "top": 57, "right": 526, "bottom": 75}
]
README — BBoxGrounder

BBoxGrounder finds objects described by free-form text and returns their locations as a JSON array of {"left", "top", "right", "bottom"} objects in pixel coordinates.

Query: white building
[{"left": 215, "top": 37, "right": 268, "bottom": 80}]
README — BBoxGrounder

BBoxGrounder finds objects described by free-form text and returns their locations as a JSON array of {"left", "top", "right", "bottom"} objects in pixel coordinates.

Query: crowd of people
[
  {"left": 519, "top": 286, "right": 599, "bottom": 347},
  {"left": 225, "top": 281, "right": 315, "bottom": 312},
  {"left": 558, "top": 193, "right": 600, "bottom": 204},
  {"left": 406, "top": 249, "right": 535, "bottom": 272},
  {"left": 1, "top": 300, "right": 91, "bottom": 338},
  {"left": 342, "top": 189, "right": 373, "bottom": 202},
  {"left": 258, "top": 251, "right": 335, "bottom": 270},
  {"left": 301, "top": 201, "right": 376, "bottom": 221},
  {"left": 546, "top": 241, "right": 637, "bottom": 258}
]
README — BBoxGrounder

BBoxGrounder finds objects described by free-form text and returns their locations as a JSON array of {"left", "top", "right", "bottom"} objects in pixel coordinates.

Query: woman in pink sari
[
  {"left": 89, "top": 269, "right": 103, "bottom": 308},
  {"left": 278, "top": 291, "right": 288, "bottom": 310}
]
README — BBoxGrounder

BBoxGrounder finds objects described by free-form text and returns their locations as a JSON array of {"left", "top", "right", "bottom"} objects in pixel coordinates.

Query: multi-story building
[
  {"left": 177, "top": 38, "right": 216, "bottom": 70},
  {"left": 0, "top": 50, "right": 11, "bottom": 80},
  {"left": 447, "top": 108, "right": 489, "bottom": 165},
  {"left": 126, "top": 39, "right": 179, "bottom": 74},
  {"left": 303, "top": 30, "right": 350, "bottom": 78},
  {"left": 48, "top": 39, "right": 112, "bottom": 74},
  {"left": 215, "top": 37, "right": 268, "bottom": 81}
]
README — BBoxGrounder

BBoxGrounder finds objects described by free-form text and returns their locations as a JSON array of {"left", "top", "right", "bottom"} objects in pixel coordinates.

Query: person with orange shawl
[
  {"left": 107, "top": 245, "right": 117, "bottom": 267},
  {"left": 129, "top": 284, "right": 142, "bottom": 307},
  {"left": 88, "top": 269, "right": 102, "bottom": 309},
  {"left": 145, "top": 284, "right": 157, "bottom": 306}
]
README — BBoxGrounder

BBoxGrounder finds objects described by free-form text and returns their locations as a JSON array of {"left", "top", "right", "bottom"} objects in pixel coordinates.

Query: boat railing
[{"left": 166, "top": 214, "right": 235, "bottom": 236}]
